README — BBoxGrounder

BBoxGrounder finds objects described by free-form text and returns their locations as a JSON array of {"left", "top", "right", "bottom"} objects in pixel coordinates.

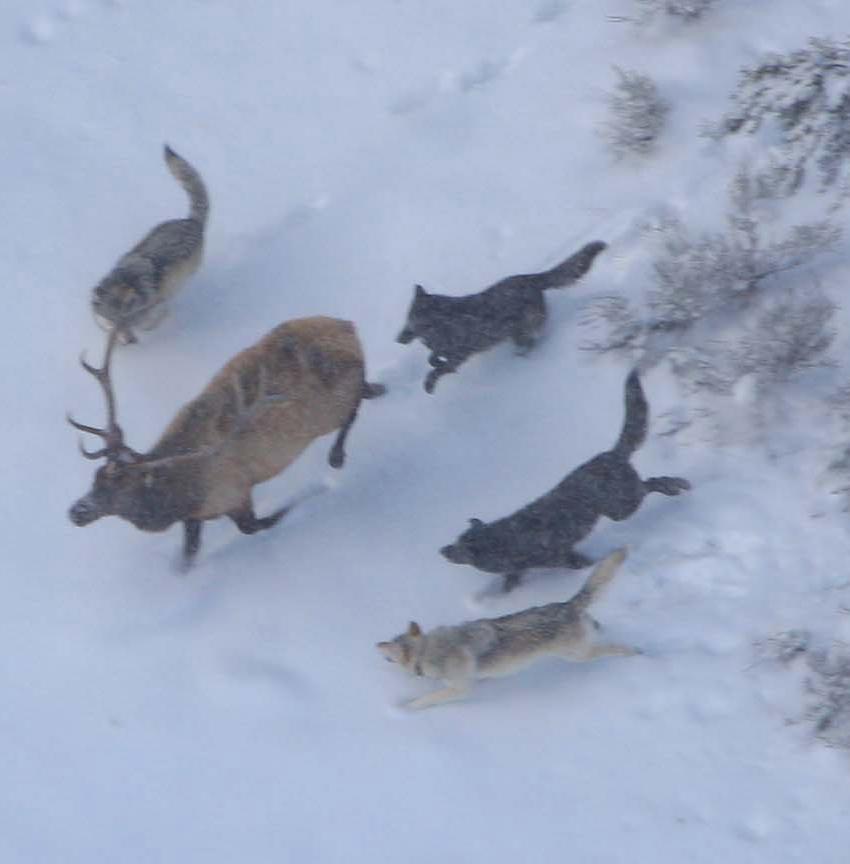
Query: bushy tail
[
  {"left": 571, "top": 548, "right": 627, "bottom": 612},
  {"left": 612, "top": 368, "right": 648, "bottom": 458},
  {"left": 535, "top": 240, "right": 607, "bottom": 290},
  {"left": 164, "top": 144, "right": 209, "bottom": 225}
]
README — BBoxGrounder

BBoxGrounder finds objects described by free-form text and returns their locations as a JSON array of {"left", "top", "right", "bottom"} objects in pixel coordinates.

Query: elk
[{"left": 68, "top": 317, "right": 385, "bottom": 565}]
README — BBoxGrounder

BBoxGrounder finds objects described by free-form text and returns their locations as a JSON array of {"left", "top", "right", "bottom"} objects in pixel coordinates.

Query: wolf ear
[
  {"left": 468, "top": 517, "right": 484, "bottom": 529},
  {"left": 407, "top": 621, "right": 422, "bottom": 637},
  {"left": 414, "top": 284, "right": 427, "bottom": 298}
]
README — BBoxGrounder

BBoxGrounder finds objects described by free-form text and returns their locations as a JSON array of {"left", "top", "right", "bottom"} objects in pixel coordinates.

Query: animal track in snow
[
  {"left": 533, "top": 0, "right": 569, "bottom": 24},
  {"left": 22, "top": 0, "right": 122, "bottom": 46},
  {"left": 388, "top": 50, "right": 523, "bottom": 115}
]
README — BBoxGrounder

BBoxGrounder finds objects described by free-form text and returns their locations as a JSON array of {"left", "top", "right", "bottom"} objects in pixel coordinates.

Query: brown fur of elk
[{"left": 67, "top": 317, "right": 386, "bottom": 566}]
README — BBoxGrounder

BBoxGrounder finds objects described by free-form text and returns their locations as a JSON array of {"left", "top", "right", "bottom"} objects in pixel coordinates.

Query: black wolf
[
  {"left": 397, "top": 240, "right": 607, "bottom": 392},
  {"left": 440, "top": 370, "right": 691, "bottom": 591}
]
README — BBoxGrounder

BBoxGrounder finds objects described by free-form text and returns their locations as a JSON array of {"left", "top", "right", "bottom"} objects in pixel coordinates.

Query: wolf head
[
  {"left": 376, "top": 621, "right": 425, "bottom": 675},
  {"left": 440, "top": 517, "right": 509, "bottom": 572},
  {"left": 396, "top": 284, "right": 431, "bottom": 344},
  {"left": 92, "top": 268, "right": 152, "bottom": 329}
]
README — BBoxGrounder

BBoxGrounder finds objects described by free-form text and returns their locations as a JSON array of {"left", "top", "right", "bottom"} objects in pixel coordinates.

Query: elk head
[{"left": 67, "top": 331, "right": 194, "bottom": 533}]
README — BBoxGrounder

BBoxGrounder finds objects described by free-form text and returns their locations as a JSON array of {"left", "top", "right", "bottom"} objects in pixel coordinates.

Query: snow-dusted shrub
[
  {"left": 670, "top": 290, "right": 836, "bottom": 397},
  {"left": 710, "top": 38, "right": 850, "bottom": 197},
  {"left": 581, "top": 168, "right": 839, "bottom": 356},
  {"left": 805, "top": 643, "right": 850, "bottom": 749},
  {"left": 633, "top": 0, "right": 719, "bottom": 24},
  {"left": 754, "top": 632, "right": 850, "bottom": 750},
  {"left": 601, "top": 67, "right": 669, "bottom": 158}
]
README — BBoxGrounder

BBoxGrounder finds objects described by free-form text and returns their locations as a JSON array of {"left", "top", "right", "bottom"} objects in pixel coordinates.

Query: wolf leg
[
  {"left": 580, "top": 642, "right": 641, "bottom": 660},
  {"left": 406, "top": 684, "right": 471, "bottom": 710},
  {"left": 424, "top": 357, "right": 458, "bottom": 393},
  {"left": 644, "top": 476, "right": 691, "bottom": 496},
  {"left": 228, "top": 500, "right": 291, "bottom": 534},
  {"left": 138, "top": 303, "right": 169, "bottom": 332},
  {"left": 512, "top": 295, "right": 546, "bottom": 356},
  {"left": 502, "top": 571, "right": 524, "bottom": 593},
  {"left": 561, "top": 550, "right": 594, "bottom": 569}
]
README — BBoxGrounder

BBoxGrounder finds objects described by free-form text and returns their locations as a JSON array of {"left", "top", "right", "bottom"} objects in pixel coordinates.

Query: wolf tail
[
  {"left": 531, "top": 240, "right": 607, "bottom": 291},
  {"left": 571, "top": 548, "right": 627, "bottom": 612},
  {"left": 164, "top": 145, "right": 209, "bottom": 225},
  {"left": 611, "top": 368, "right": 648, "bottom": 458}
]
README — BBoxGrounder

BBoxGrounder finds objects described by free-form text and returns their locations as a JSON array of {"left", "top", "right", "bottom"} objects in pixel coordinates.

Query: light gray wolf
[
  {"left": 91, "top": 145, "right": 208, "bottom": 343},
  {"left": 396, "top": 240, "right": 606, "bottom": 392},
  {"left": 377, "top": 548, "right": 638, "bottom": 709},
  {"left": 441, "top": 369, "right": 690, "bottom": 591}
]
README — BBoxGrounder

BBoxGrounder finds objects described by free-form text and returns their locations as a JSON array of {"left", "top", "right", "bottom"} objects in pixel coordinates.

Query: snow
[{"left": 3, "top": 0, "right": 850, "bottom": 861}]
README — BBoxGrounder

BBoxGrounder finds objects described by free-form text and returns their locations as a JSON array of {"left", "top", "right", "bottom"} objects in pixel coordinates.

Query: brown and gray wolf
[
  {"left": 91, "top": 145, "right": 208, "bottom": 343},
  {"left": 441, "top": 369, "right": 690, "bottom": 592},
  {"left": 396, "top": 240, "right": 607, "bottom": 392},
  {"left": 377, "top": 548, "right": 638, "bottom": 709}
]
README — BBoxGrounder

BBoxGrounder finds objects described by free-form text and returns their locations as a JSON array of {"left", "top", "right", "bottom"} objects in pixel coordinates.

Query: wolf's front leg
[
  {"left": 406, "top": 684, "right": 471, "bottom": 710},
  {"left": 581, "top": 642, "right": 641, "bottom": 660}
]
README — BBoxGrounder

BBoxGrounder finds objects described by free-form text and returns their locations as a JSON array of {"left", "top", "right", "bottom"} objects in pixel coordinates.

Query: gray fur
[
  {"left": 378, "top": 549, "right": 638, "bottom": 709},
  {"left": 91, "top": 145, "right": 209, "bottom": 343},
  {"left": 397, "top": 240, "right": 607, "bottom": 392},
  {"left": 441, "top": 370, "right": 690, "bottom": 591}
]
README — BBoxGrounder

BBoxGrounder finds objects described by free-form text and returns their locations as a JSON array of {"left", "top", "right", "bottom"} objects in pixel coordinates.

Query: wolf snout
[
  {"left": 441, "top": 543, "right": 471, "bottom": 564},
  {"left": 396, "top": 327, "right": 414, "bottom": 344}
]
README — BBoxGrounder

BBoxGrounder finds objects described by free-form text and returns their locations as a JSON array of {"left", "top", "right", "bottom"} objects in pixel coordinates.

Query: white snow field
[{"left": 3, "top": 0, "right": 850, "bottom": 861}]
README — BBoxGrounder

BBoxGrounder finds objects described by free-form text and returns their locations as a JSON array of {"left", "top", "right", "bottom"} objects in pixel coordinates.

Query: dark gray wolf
[
  {"left": 441, "top": 370, "right": 690, "bottom": 591},
  {"left": 397, "top": 240, "right": 607, "bottom": 392}
]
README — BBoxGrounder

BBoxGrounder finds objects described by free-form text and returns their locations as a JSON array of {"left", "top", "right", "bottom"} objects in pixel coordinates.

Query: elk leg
[
  {"left": 362, "top": 381, "right": 386, "bottom": 399},
  {"left": 329, "top": 404, "right": 361, "bottom": 469},
  {"left": 228, "top": 502, "right": 290, "bottom": 535},
  {"left": 182, "top": 519, "right": 203, "bottom": 565}
]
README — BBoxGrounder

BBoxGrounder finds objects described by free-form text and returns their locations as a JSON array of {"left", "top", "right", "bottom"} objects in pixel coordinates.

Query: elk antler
[{"left": 67, "top": 328, "right": 140, "bottom": 462}]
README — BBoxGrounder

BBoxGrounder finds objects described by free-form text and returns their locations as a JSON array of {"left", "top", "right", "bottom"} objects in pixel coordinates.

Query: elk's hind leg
[
  {"left": 329, "top": 380, "right": 385, "bottom": 468},
  {"left": 228, "top": 500, "right": 291, "bottom": 535},
  {"left": 181, "top": 519, "right": 203, "bottom": 569}
]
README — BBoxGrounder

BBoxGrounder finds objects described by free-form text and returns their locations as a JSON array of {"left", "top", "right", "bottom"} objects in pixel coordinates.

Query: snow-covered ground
[{"left": 3, "top": 1, "right": 850, "bottom": 861}]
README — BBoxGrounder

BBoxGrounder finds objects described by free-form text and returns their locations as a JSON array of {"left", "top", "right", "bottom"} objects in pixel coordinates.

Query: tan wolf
[{"left": 377, "top": 548, "right": 638, "bottom": 709}]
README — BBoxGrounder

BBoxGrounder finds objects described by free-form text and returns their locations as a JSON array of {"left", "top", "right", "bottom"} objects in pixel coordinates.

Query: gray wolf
[
  {"left": 397, "top": 240, "right": 607, "bottom": 392},
  {"left": 377, "top": 548, "right": 637, "bottom": 709},
  {"left": 441, "top": 369, "right": 690, "bottom": 591},
  {"left": 91, "top": 145, "right": 209, "bottom": 343}
]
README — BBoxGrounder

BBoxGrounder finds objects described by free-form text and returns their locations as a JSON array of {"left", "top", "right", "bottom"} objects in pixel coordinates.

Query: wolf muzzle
[
  {"left": 396, "top": 327, "right": 415, "bottom": 344},
  {"left": 440, "top": 543, "right": 472, "bottom": 564}
]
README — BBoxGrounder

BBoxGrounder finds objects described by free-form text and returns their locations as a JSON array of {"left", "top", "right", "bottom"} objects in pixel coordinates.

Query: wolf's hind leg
[
  {"left": 644, "top": 476, "right": 691, "bottom": 496},
  {"left": 512, "top": 297, "right": 546, "bottom": 356}
]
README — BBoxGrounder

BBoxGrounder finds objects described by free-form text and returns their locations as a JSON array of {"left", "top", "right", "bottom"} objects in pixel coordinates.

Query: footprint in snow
[{"left": 533, "top": 0, "right": 569, "bottom": 23}]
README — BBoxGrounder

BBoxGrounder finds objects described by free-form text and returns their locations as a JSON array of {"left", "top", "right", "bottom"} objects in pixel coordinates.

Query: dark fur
[
  {"left": 397, "top": 240, "right": 607, "bottom": 392},
  {"left": 440, "top": 370, "right": 690, "bottom": 591}
]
